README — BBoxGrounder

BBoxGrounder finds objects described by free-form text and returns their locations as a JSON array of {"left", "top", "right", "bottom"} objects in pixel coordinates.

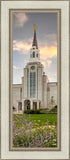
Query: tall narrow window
[
  {"left": 30, "top": 73, "right": 32, "bottom": 97},
  {"left": 30, "top": 72, "right": 36, "bottom": 97},
  {"left": 33, "top": 52, "right": 35, "bottom": 58},
  {"left": 34, "top": 72, "right": 36, "bottom": 96},
  {"left": 36, "top": 54, "right": 38, "bottom": 57}
]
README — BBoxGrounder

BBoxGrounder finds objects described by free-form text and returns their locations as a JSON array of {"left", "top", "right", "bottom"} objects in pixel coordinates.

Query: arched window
[
  {"left": 24, "top": 100, "right": 30, "bottom": 110},
  {"left": 33, "top": 52, "right": 35, "bottom": 58}
]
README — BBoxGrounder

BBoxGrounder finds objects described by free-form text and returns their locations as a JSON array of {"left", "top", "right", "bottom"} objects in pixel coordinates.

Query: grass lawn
[{"left": 13, "top": 113, "right": 57, "bottom": 126}]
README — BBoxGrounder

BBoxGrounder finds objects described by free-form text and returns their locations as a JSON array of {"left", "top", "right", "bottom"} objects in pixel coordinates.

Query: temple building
[{"left": 13, "top": 25, "right": 57, "bottom": 113}]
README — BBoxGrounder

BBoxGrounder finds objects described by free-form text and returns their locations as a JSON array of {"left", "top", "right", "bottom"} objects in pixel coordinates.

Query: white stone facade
[
  {"left": 12, "top": 25, "right": 57, "bottom": 113},
  {"left": 12, "top": 81, "right": 57, "bottom": 113}
]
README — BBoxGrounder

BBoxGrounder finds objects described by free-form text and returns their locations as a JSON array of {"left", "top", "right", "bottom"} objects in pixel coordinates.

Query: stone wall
[
  {"left": 47, "top": 82, "right": 57, "bottom": 109},
  {"left": 12, "top": 82, "right": 57, "bottom": 110},
  {"left": 12, "top": 84, "right": 22, "bottom": 110}
]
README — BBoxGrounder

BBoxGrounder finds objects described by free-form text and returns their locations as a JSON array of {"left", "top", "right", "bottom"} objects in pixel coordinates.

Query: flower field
[{"left": 13, "top": 114, "right": 57, "bottom": 148}]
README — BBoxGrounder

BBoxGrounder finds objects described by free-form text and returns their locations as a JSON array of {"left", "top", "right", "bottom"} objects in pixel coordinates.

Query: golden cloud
[
  {"left": 40, "top": 46, "right": 57, "bottom": 60},
  {"left": 41, "top": 61, "right": 46, "bottom": 68},
  {"left": 13, "top": 40, "right": 31, "bottom": 54},
  {"left": 48, "top": 77, "right": 53, "bottom": 82},
  {"left": 13, "top": 39, "right": 57, "bottom": 60}
]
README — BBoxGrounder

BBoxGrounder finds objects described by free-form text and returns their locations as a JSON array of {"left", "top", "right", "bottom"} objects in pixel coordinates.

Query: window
[
  {"left": 30, "top": 72, "right": 36, "bottom": 97},
  {"left": 36, "top": 54, "right": 38, "bottom": 57},
  {"left": 34, "top": 72, "right": 35, "bottom": 96},
  {"left": 33, "top": 52, "right": 35, "bottom": 58},
  {"left": 30, "top": 73, "right": 32, "bottom": 97}
]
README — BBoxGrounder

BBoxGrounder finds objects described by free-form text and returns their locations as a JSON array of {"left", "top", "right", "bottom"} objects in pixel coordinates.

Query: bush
[
  {"left": 54, "top": 105, "right": 57, "bottom": 108},
  {"left": 40, "top": 108, "right": 49, "bottom": 111},
  {"left": 24, "top": 109, "right": 40, "bottom": 114},
  {"left": 49, "top": 106, "right": 57, "bottom": 113}
]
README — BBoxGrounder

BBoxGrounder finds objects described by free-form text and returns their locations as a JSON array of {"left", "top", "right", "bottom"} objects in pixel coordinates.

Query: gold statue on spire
[{"left": 34, "top": 24, "right": 36, "bottom": 31}]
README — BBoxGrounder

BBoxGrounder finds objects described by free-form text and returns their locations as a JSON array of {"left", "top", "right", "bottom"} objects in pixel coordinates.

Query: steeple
[
  {"left": 29, "top": 24, "right": 40, "bottom": 62},
  {"left": 32, "top": 24, "right": 38, "bottom": 49}
]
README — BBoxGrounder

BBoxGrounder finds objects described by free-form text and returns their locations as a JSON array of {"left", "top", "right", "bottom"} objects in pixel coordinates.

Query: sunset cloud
[
  {"left": 41, "top": 61, "right": 46, "bottom": 68},
  {"left": 13, "top": 13, "right": 28, "bottom": 28},
  {"left": 40, "top": 46, "right": 57, "bottom": 60},
  {"left": 13, "top": 40, "right": 31, "bottom": 54},
  {"left": 48, "top": 77, "right": 53, "bottom": 82},
  {"left": 13, "top": 39, "right": 57, "bottom": 60},
  {"left": 38, "top": 34, "right": 57, "bottom": 60}
]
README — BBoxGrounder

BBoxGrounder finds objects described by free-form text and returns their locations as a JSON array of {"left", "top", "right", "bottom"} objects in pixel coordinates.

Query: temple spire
[
  {"left": 29, "top": 24, "right": 40, "bottom": 62},
  {"left": 32, "top": 24, "right": 38, "bottom": 49}
]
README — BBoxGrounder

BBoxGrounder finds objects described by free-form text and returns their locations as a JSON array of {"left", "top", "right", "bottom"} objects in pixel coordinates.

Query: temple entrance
[
  {"left": 18, "top": 102, "right": 22, "bottom": 110},
  {"left": 24, "top": 100, "right": 30, "bottom": 110},
  {"left": 33, "top": 102, "right": 37, "bottom": 110}
]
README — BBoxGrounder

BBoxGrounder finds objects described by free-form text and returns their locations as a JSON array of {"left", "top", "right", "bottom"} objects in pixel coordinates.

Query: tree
[{"left": 50, "top": 96, "right": 55, "bottom": 109}]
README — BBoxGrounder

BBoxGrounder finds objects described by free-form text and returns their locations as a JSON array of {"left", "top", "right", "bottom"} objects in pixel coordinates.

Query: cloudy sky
[{"left": 13, "top": 12, "right": 57, "bottom": 84}]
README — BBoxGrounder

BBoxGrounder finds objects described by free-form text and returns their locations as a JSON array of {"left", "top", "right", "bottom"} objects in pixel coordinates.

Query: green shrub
[
  {"left": 24, "top": 109, "right": 40, "bottom": 114},
  {"left": 49, "top": 106, "right": 57, "bottom": 113},
  {"left": 40, "top": 108, "right": 49, "bottom": 111},
  {"left": 54, "top": 105, "right": 57, "bottom": 108}
]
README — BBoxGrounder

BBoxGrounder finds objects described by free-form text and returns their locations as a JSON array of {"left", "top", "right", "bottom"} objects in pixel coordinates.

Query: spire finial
[
  {"left": 34, "top": 24, "right": 36, "bottom": 31},
  {"left": 32, "top": 24, "right": 38, "bottom": 49}
]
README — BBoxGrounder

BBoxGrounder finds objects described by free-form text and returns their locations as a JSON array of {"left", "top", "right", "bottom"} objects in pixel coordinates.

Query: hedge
[{"left": 24, "top": 109, "right": 40, "bottom": 114}]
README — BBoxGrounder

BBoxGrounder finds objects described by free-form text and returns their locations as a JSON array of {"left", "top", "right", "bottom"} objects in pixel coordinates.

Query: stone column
[
  {"left": 31, "top": 100, "right": 33, "bottom": 110},
  {"left": 22, "top": 99, "right": 24, "bottom": 112},
  {"left": 37, "top": 101, "right": 39, "bottom": 109},
  {"left": 17, "top": 102, "right": 18, "bottom": 113}
]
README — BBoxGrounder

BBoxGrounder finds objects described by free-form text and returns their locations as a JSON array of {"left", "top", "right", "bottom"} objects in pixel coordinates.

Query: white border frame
[{"left": 1, "top": 1, "right": 69, "bottom": 159}]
